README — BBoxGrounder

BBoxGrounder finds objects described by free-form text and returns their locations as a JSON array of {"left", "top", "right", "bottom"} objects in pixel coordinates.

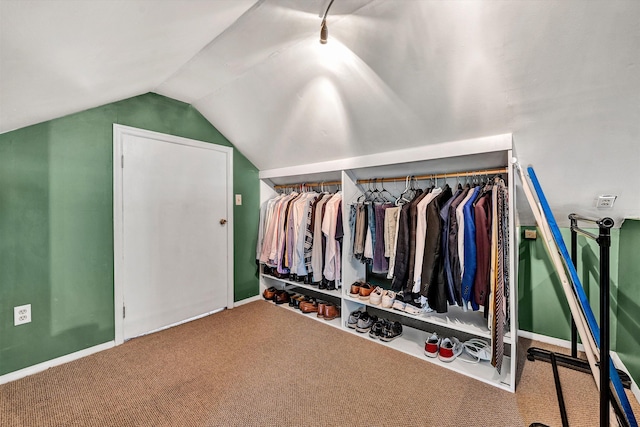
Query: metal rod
[
  {"left": 568, "top": 213, "right": 602, "bottom": 224},
  {"left": 273, "top": 180, "right": 341, "bottom": 190},
  {"left": 570, "top": 216, "right": 579, "bottom": 359},
  {"left": 550, "top": 352, "right": 570, "bottom": 427},
  {"left": 570, "top": 226, "right": 599, "bottom": 241},
  {"left": 526, "top": 347, "right": 631, "bottom": 389},
  {"left": 356, "top": 167, "right": 508, "bottom": 185},
  {"left": 599, "top": 218, "right": 613, "bottom": 427}
]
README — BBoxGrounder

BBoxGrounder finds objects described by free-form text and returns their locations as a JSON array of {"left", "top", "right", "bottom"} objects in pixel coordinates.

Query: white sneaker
[
  {"left": 392, "top": 299, "right": 406, "bottom": 311},
  {"left": 438, "top": 337, "right": 463, "bottom": 362},
  {"left": 369, "top": 287, "right": 383, "bottom": 306},
  {"left": 381, "top": 290, "right": 395, "bottom": 308},
  {"left": 403, "top": 304, "right": 422, "bottom": 315}
]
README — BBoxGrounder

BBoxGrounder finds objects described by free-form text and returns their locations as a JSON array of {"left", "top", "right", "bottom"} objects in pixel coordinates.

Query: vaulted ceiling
[{"left": 1, "top": 0, "right": 639, "bottom": 226}]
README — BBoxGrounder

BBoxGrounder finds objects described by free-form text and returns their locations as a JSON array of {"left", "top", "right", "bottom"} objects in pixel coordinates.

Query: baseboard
[
  {"left": 0, "top": 341, "right": 115, "bottom": 385},
  {"left": 517, "top": 330, "right": 586, "bottom": 353},
  {"left": 234, "top": 295, "right": 261, "bottom": 307},
  {"left": 610, "top": 352, "right": 640, "bottom": 406}
]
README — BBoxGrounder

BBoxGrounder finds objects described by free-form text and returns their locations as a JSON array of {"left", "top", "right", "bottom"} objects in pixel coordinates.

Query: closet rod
[
  {"left": 273, "top": 180, "right": 342, "bottom": 190},
  {"left": 356, "top": 167, "right": 508, "bottom": 185}
]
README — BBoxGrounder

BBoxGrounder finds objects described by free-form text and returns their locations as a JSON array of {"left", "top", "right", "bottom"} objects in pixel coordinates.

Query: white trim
[
  {"left": 0, "top": 342, "right": 114, "bottom": 385},
  {"left": 517, "top": 330, "right": 586, "bottom": 353},
  {"left": 234, "top": 295, "right": 262, "bottom": 307},
  {"left": 259, "top": 133, "right": 512, "bottom": 179},
  {"left": 136, "top": 308, "right": 226, "bottom": 338},
  {"left": 610, "top": 352, "right": 640, "bottom": 406},
  {"left": 113, "top": 124, "right": 234, "bottom": 345}
]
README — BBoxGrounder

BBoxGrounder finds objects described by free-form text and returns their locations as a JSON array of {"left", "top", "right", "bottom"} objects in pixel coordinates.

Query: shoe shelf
[
  {"left": 270, "top": 299, "right": 343, "bottom": 330},
  {"left": 261, "top": 274, "right": 342, "bottom": 299},
  {"left": 342, "top": 295, "right": 512, "bottom": 344},
  {"left": 341, "top": 320, "right": 512, "bottom": 391}
]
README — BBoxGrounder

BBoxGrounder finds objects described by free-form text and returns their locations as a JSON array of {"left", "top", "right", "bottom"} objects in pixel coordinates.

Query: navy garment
[
  {"left": 440, "top": 187, "right": 462, "bottom": 305},
  {"left": 461, "top": 186, "right": 482, "bottom": 309},
  {"left": 448, "top": 185, "right": 470, "bottom": 305}
]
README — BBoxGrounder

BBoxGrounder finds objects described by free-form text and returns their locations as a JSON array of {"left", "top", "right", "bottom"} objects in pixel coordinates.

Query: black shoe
[
  {"left": 380, "top": 321, "right": 403, "bottom": 342},
  {"left": 326, "top": 280, "right": 336, "bottom": 291}
]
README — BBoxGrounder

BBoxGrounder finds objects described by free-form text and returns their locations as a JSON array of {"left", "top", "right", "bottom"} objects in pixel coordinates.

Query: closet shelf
[
  {"left": 341, "top": 321, "right": 512, "bottom": 391},
  {"left": 270, "top": 299, "right": 343, "bottom": 330},
  {"left": 261, "top": 274, "right": 342, "bottom": 299},
  {"left": 343, "top": 295, "right": 512, "bottom": 344}
]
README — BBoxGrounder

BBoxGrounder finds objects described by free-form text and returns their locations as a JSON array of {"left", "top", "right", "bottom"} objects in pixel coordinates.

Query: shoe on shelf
[
  {"left": 299, "top": 300, "right": 318, "bottom": 313},
  {"left": 380, "top": 321, "right": 403, "bottom": 342},
  {"left": 355, "top": 312, "right": 377, "bottom": 333},
  {"left": 323, "top": 302, "right": 340, "bottom": 321},
  {"left": 317, "top": 301, "right": 327, "bottom": 318},
  {"left": 381, "top": 290, "right": 396, "bottom": 308},
  {"left": 392, "top": 299, "right": 406, "bottom": 311},
  {"left": 359, "top": 283, "right": 374, "bottom": 300},
  {"left": 424, "top": 332, "right": 440, "bottom": 358},
  {"left": 403, "top": 303, "right": 422, "bottom": 315},
  {"left": 369, "top": 287, "right": 383, "bottom": 306},
  {"left": 347, "top": 310, "right": 363, "bottom": 329},
  {"left": 263, "top": 287, "right": 277, "bottom": 301},
  {"left": 368, "top": 319, "right": 388, "bottom": 339},
  {"left": 288, "top": 294, "right": 302, "bottom": 307},
  {"left": 274, "top": 290, "right": 291, "bottom": 305},
  {"left": 462, "top": 338, "right": 491, "bottom": 363},
  {"left": 349, "top": 282, "right": 363, "bottom": 298},
  {"left": 438, "top": 337, "right": 463, "bottom": 362}
]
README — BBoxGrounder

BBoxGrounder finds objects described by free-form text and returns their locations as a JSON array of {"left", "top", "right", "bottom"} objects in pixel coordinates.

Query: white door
[{"left": 113, "top": 125, "right": 233, "bottom": 342}]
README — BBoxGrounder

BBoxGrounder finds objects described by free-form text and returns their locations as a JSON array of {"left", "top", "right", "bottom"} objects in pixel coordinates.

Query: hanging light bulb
[
  {"left": 319, "top": 0, "right": 335, "bottom": 44},
  {"left": 320, "top": 19, "right": 328, "bottom": 44}
]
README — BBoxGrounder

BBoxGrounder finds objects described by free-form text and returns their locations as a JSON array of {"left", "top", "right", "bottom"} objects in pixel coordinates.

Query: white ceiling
[{"left": 1, "top": 0, "right": 639, "bottom": 226}]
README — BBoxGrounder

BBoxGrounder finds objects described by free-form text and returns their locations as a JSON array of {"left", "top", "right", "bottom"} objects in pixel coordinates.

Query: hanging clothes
[
  {"left": 372, "top": 203, "right": 393, "bottom": 273},
  {"left": 422, "top": 185, "right": 453, "bottom": 313}
]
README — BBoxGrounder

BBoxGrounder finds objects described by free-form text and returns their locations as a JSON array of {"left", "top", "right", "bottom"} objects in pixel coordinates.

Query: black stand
[{"left": 527, "top": 214, "right": 631, "bottom": 427}]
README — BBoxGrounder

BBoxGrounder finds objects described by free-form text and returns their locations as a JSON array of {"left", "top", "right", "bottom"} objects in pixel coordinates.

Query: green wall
[
  {"left": 617, "top": 219, "right": 640, "bottom": 386},
  {"left": 518, "top": 224, "right": 640, "bottom": 385},
  {"left": 0, "top": 93, "right": 259, "bottom": 375}
]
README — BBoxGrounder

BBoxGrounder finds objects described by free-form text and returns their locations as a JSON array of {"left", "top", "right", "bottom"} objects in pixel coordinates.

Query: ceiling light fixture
[{"left": 320, "top": 0, "right": 335, "bottom": 44}]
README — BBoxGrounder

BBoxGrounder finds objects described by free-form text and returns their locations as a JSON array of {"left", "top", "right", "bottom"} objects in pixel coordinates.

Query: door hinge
[
  {"left": 123, "top": 306, "right": 126, "bottom": 319},
  {"left": 121, "top": 155, "right": 124, "bottom": 168}
]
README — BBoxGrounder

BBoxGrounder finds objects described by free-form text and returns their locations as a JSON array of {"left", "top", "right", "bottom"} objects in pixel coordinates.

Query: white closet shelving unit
[{"left": 258, "top": 134, "right": 517, "bottom": 392}]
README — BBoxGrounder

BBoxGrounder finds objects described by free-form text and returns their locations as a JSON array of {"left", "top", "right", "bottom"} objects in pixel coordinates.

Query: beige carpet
[{"left": 1, "top": 300, "right": 638, "bottom": 426}]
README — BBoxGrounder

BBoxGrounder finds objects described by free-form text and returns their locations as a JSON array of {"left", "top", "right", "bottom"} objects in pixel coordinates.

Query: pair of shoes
[
  {"left": 346, "top": 310, "right": 363, "bottom": 329},
  {"left": 462, "top": 338, "right": 491, "bottom": 363},
  {"left": 290, "top": 294, "right": 312, "bottom": 309},
  {"left": 424, "top": 333, "right": 463, "bottom": 362},
  {"left": 299, "top": 299, "right": 319, "bottom": 313},
  {"left": 263, "top": 287, "right": 277, "bottom": 301},
  {"left": 369, "top": 287, "right": 384, "bottom": 305},
  {"left": 348, "top": 281, "right": 374, "bottom": 300},
  {"left": 274, "top": 289, "right": 291, "bottom": 305},
  {"left": 355, "top": 312, "right": 377, "bottom": 333},
  {"left": 317, "top": 301, "right": 340, "bottom": 320},
  {"left": 369, "top": 318, "right": 403, "bottom": 342}
]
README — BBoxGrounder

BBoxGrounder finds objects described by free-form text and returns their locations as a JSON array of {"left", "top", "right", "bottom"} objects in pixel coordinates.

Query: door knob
[{"left": 220, "top": 219, "right": 227, "bottom": 225}]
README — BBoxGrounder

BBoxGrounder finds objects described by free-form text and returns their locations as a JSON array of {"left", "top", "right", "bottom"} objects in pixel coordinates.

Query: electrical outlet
[
  {"left": 524, "top": 229, "right": 537, "bottom": 240},
  {"left": 14, "top": 304, "right": 31, "bottom": 326},
  {"left": 596, "top": 195, "right": 617, "bottom": 209}
]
